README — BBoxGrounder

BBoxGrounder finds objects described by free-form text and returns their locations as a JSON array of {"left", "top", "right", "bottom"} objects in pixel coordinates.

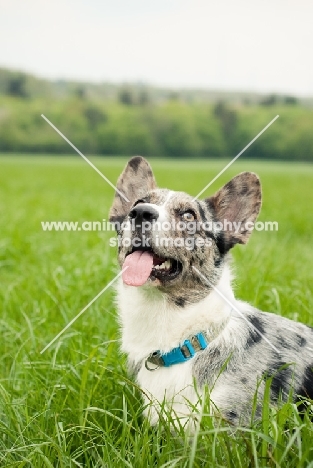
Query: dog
[{"left": 109, "top": 156, "right": 313, "bottom": 428}]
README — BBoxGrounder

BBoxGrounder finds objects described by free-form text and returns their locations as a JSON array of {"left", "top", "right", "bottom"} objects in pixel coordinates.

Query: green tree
[
  {"left": 118, "top": 88, "right": 135, "bottom": 106},
  {"left": 7, "top": 74, "right": 29, "bottom": 98}
]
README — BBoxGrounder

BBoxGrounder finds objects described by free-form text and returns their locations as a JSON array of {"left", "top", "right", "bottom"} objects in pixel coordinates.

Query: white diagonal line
[
  {"left": 192, "top": 266, "right": 280, "bottom": 354},
  {"left": 40, "top": 268, "right": 127, "bottom": 354},
  {"left": 41, "top": 114, "right": 130, "bottom": 203},
  {"left": 192, "top": 114, "right": 279, "bottom": 201}
]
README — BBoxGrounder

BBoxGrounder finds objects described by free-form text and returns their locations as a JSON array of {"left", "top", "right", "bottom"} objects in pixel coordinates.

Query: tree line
[{"left": 0, "top": 68, "right": 312, "bottom": 160}]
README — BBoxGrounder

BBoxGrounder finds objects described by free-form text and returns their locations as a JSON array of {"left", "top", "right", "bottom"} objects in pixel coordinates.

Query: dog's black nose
[{"left": 129, "top": 204, "right": 159, "bottom": 223}]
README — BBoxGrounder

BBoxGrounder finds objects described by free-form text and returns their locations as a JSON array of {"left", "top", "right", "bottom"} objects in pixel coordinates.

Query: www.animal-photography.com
[{"left": 1, "top": 1, "right": 313, "bottom": 466}]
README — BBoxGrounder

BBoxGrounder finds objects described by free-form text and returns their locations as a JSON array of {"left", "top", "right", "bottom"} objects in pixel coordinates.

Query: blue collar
[{"left": 144, "top": 332, "right": 209, "bottom": 371}]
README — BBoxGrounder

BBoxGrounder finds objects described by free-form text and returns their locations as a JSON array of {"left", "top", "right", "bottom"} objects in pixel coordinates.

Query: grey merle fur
[{"left": 110, "top": 156, "right": 313, "bottom": 424}]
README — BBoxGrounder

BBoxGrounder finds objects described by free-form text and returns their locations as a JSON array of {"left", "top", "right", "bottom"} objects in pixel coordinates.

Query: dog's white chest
[
  {"left": 116, "top": 270, "right": 234, "bottom": 425},
  {"left": 137, "top": 360, "right": 198, "bottom": 425}
]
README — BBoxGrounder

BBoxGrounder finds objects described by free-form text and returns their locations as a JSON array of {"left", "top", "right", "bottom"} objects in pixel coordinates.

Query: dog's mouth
[{"left": 122, "top": 248, "right": 182, "bottom": 287}]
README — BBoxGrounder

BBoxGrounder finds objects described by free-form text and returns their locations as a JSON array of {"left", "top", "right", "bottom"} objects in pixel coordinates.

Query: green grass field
[{"left": 1, "top": 155, "right": 313, "bottom": 467}]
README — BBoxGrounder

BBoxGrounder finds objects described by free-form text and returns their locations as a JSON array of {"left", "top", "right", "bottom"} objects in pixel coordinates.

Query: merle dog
[{"left": 109, "top": 156, "right": 313, "bottom": 427}]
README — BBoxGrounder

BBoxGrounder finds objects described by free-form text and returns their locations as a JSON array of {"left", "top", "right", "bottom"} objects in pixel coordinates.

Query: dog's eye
[{"left": 181, "top": 211, "right": 195, "bottom": 222}]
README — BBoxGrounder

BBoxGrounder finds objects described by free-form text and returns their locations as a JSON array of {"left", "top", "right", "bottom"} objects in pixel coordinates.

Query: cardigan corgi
[{"left": 109, "top": 156, "right": 313, "bottom": 427}]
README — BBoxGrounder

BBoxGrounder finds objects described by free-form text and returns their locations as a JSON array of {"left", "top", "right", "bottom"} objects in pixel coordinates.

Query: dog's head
[{"left": 109, "top": 156, "right": 261, "bottom": 305}]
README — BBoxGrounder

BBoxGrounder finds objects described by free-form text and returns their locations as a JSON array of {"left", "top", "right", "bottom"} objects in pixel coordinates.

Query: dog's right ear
[
  {"left": 205, "top": 172, "right": 262, "bottom": 253},
  {"left": 109, "top": 156, "right": 157, "bottom": 224}
]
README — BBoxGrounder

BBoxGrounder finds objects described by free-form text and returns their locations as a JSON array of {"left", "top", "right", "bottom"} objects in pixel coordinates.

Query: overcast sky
[{"left": 1, "top": 0, "right": 312, "bottom": 96}]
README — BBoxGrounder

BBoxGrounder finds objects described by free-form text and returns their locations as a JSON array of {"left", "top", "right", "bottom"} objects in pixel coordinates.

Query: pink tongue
[{"left": 122, "top": 251, "right": 154, "bottom": 286}]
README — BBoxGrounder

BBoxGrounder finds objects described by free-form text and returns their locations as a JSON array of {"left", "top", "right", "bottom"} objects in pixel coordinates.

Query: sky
[{"left": 1, "top": 0, "right": 313, "bottom": 96}]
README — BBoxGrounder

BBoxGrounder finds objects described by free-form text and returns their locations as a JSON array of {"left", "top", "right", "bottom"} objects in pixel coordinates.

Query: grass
[{"left": 0, "top": 154, "right": 313, "bottom": 467}]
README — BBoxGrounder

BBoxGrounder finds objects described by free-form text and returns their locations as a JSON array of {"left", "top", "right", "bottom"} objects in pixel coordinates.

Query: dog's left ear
[
  {"left": 205, "top": 172, "right": 262, "bottom": 252},
  {"left": 109, "top": 156, "right": 157, "bottom": 224}
]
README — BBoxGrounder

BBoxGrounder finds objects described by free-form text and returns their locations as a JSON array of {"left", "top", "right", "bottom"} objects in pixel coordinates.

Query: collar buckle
[{"left": 145, "top": 351, "right": 164, "bottom": 371}]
